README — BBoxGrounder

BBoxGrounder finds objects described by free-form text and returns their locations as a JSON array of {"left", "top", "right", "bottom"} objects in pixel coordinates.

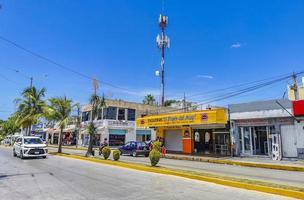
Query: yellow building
[
  {"left": 288, "top": 78, "right": 304, "bottom": 100},
  {"left": 136, "top": 108, "right": 229, "bottom": 155}
]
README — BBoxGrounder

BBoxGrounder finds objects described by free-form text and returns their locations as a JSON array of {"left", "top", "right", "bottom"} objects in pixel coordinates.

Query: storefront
[
  {"left": 136, "top": 129, "right": 152, "bottom": 142},
  {"left": 229, "top": 99, "right": 299, "bottom": 160},
  {"left": 136, "top": 109, "right": 228, "bottom": 155},
  {"left": 79, "top": 120, "right": 155, "bottom": 147}
]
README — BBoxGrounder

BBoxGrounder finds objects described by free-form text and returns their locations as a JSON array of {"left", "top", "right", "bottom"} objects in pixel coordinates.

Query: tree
[
  {"left": 15, "top": 87, "right": 46, "bottom": 135},
  {"left": 86, "top": 93, "right": 106, "bottom": 157},
  {"left": 46, "top": 96, "right": 74, "bottom": 153},
  {"left": 164, "top": 99, "right": 178, "bottom": 107},
  {"left": 143, "top": 94, "right": 156, "bottom": 105},
  {"left": 0, "top": 115, "right": 20, "bottom": 140}
]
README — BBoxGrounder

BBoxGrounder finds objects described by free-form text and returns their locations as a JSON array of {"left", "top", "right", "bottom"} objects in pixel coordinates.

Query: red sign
[{"left": 293, "top": 100, "right": 304, "bottom": 117}]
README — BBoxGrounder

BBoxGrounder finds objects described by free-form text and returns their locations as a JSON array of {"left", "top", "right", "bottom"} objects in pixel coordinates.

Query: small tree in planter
[
  {"left": 149, "top": 141, "right": 161, "bottom": 167},
  {"left": 112, "top": 149, "right": 120, "bottom": 161},
  {"left": 102, "top": 147, "right": 111, "bottom": 160}
]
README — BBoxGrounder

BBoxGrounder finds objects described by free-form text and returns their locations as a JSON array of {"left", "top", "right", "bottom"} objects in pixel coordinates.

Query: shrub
[
  {"left": 112, "top": 149, "right": 120, "bottom": 161},
  {"left": 102, "top": 147, "right": 111, "bottom": 160},
  {"left": 152, "top": 141, "right": 161, "bottom": 152},
  {"left": 149, "top": 149, "right": 161, "bottom": 167}
]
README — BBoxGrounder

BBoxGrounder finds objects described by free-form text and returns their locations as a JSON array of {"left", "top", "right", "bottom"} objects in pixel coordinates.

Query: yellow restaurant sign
[{"left": 136, "top": 109, "right": 227, "bottom": 127}]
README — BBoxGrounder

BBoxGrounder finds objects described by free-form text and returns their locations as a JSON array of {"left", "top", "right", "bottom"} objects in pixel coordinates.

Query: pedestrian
[
  {"left": 99, "top": 138, "right": 108, "bottom": 155},
  {"left": 161, "top": 146, "right": 166, "bottom": 157}
]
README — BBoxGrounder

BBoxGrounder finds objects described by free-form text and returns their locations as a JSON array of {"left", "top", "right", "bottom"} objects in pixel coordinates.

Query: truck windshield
[{"left": 24, "top": 138, "right": 43, "bottom": 145}]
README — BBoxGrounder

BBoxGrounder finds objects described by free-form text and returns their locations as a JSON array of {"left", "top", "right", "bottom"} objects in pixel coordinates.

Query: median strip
[{"left": 49, "top": 152, "right": 304, "bottom": 199}]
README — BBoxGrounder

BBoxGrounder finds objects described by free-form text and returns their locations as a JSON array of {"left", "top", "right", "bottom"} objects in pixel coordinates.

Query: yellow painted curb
[
  {"left": 164, "top": 155, "right": 304, "bottom": 172},
  {"left": 49, "top": 152, "right": 304, "bottom": 199}
]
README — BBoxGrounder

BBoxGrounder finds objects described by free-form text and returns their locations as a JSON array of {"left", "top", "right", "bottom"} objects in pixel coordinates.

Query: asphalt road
[
  {"left": 48, "top": 147, "right": 304, "bottom": 188},
  {"left": 0, "top": 147, "right": 293, "bottom": 200}
]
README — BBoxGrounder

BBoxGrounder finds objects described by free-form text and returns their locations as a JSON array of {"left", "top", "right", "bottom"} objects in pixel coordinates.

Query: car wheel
[
  {"left": 13, "top": 149, "right": 17, "bottom": 157},
  {"left": 20, "top": 151, "right": 24, "bottom": 159},
  {"left": 42, "top": 156, "right": 47, "bottom": 159},
  {"left": 144, "top": 153, "right": 149, "bottom": 157},
  {"left": 132, "top": 151, "right": 137, "bottom": 157}
]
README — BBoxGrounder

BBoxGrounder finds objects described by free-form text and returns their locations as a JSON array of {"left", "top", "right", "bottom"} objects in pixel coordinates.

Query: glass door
[{"left": 241, "top": 127, "right": 253, "bottom": 155}]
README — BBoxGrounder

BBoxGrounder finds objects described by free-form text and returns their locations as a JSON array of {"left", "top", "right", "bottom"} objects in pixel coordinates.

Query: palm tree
[
  {"left": 143, "top": 94, "right": 156, "bottom": 105},
  {"left": 86, "top": 94, "right": 106, "bottom": 157},
  {"left": 15, "top": 87, "right": 46, "bottom": 135},
  {"left": 46, "top": 96, "right": 74, "bottom": 153}
]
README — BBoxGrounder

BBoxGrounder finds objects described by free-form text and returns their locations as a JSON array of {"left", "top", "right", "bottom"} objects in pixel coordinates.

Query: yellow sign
[{"left": 136, "top": 109, "right": 227, "bottom": 128}]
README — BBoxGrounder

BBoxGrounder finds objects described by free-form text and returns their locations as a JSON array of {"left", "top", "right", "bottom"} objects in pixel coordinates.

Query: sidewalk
[
  {"left": 49, "top": 144, "right": 304, "bottom": 171},
  {"left": 164, "top": 153, "right": 304, "bottom": 171}
]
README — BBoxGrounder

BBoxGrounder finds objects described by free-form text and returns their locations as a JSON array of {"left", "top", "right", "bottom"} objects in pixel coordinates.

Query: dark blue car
[{"left": 119, "top": 141, "right": 150, "bottom": 157}]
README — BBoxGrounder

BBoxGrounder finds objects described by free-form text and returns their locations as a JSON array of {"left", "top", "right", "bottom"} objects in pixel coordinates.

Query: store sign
[
  {"left": 235, "top": 118, "right": 294, "bottom": 126},
  {"left": 106, "top": 120, "right": 135, "bottom": 128},
  {"left": 137, "top": 109, "right": 227, "bottom": 127},
  {"left": 81, "top": 120, "right": 135, "bottom": 129},
  {"left": 293, "top": 100, "right": 304, "bottom": 117}
]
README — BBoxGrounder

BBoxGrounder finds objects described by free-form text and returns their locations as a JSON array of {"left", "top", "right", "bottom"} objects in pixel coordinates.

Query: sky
[{"left": 0, "top": 0, "right": 304, "bottom": 119}]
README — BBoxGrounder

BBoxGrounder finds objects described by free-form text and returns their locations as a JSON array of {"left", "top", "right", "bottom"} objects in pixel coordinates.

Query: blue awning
[
  {"left": 109, "top": 129, "right": 127, "bottom": 135},
  {"left": 136, "top": 130, "right": 151, "bottom": 136}
]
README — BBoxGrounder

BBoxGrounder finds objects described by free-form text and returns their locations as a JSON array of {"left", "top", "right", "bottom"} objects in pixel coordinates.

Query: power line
[
  {"left": 0, "top": 73, "right": 20, "bottom": 85},
  {"left": 0, "top": 35, "right": 140, "bottom": 95},
  {"left": 167, "top": 72, "right": 294, "bottom": 101},
  {"left": 155, "top": 71, "right": 303, "bottom": 114}
]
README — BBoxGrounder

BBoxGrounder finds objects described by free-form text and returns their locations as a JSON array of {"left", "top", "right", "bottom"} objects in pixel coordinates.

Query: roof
[{"left": 229, "top": 99, "right": 292, "bottom": 113}]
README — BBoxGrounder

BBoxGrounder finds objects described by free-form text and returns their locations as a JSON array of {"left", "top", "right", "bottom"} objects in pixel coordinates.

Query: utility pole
[
  {"left": 156, "top": 14, "right": 170, "bottom": 106},
  {"left": 75, "top": 104, "right": 81, "bottom": 148},
  {"left": 30, "top": 77, "right": 33, "bottom": 88},
  {"left": 291, "top": 72, "right": 299, "bottom": 100},
  {"left": 183, "top": 93, "right": 186, "bottom": 112}
]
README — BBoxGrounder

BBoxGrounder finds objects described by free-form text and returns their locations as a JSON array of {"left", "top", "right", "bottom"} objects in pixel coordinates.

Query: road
[
  {"left": 0, "top": 147, "right": 293, "bottom": 200},
  {"left": 48, "top": 147, "right": 304, "bottom": 188}
]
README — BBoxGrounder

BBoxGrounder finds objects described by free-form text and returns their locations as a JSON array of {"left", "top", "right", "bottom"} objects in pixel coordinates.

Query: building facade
[
  {"left": 79, "top": 99, "right": 174, "bottom": 147},
  {"left": 137, "top": 108, "right": 230, "bottom": 156},
  {"left": 229, "top": 99, "right": 304, "bottom": 160},
  {"left": 288, "top": 77, "right": 304, "bottom": 100}
]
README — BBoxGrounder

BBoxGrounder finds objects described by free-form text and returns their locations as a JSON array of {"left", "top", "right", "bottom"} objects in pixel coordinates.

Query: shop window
[
  {"left": 81, "top": 111, "right": 90, "bottom": 122},
  {"left": 97, "top": 109, "right": 102, "bottom": 120},
  {"left": 127, "top": 109, "right": 136, "bottom": 121},
  {"left": 118, "top": 108, "right": 126, "bottom": 120},
  {"left": 103, "top": 107, "right": 117, "bottom": 120}
]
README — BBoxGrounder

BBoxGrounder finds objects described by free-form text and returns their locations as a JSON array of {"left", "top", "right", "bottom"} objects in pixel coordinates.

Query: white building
[
  {"left": 229, "top": 99, "right": 304, "bottom": 160},
  {"left": 79, "top": 99, "right": 175, "bottom": 147}
]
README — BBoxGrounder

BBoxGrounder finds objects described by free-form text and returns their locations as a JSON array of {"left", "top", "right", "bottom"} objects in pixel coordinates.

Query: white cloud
[
  {"left": 196, "top": 75, "right": 214, "bottom": 79},
  {"left": 231, "top": 42, "right": 242, "bottom": 48}
]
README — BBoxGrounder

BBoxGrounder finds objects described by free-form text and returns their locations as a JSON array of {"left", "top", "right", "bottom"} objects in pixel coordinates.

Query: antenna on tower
[{"left": 156, "top": 12, "right": 170, "bottom": 106}]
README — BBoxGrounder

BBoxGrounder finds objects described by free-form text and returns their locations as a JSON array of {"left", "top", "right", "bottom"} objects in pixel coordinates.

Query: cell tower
[{"left": 156, "top": 14, "right": 170, "bottom": 106}]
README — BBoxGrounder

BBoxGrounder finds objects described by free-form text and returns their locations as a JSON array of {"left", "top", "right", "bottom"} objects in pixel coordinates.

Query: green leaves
[
  {"left": 15, "top": 86, "right": 47, "bottom": 130},
  {"left": 47, "top": 96, "right": 74, "bottom": 130},
  {"left": 143, "top": 94, "right": 156, "bottom": 105}
]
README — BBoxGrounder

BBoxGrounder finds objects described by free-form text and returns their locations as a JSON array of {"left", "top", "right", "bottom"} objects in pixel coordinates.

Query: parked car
[
  {"left": 13, "top": 136, "right": 48, "bottom": 159},
  {"left": 119, "top": 141, "right": 150, "bottom": 157}
]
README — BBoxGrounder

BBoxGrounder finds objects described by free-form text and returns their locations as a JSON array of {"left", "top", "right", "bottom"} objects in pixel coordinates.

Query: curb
[
  {"left": 49, "top": 152, "right": 304, "bottom": 199},
  {"left": 164, "top": 155, "right": 304, "bottom": 172}
]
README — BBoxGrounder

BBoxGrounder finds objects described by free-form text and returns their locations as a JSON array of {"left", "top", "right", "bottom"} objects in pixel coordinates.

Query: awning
[
  {"left": 136, "top": 130, "right": 151, "bottom": 135},
  {"left": 109, "top": 129, "right": 126, "bottom": 135}
]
